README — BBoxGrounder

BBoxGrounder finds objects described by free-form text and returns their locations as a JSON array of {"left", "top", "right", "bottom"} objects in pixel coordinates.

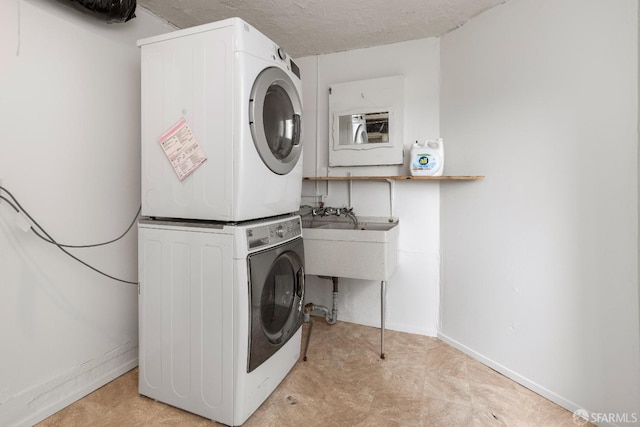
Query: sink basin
[
  {"left": 303, "top": 219, "right": 396, "bottom": 231},
  {"left": 302, "top": 216, "right": 399, "bottom": 281}
]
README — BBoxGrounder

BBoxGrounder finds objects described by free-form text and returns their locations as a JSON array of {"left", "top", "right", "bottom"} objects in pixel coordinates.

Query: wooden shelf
[{"left": 303, "top": 175, "right": 484, "bottom": 181}]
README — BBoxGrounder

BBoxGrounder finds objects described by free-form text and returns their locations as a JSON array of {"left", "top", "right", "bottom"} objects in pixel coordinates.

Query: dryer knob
[
  {"left": 276, "top": 225, "right": 285, "bottom": 238},
  {"left": 277, "top": 47, "right": 286, "bottom": 61}
]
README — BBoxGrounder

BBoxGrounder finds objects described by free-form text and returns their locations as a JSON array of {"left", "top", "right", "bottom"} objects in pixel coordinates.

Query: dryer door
[
  {"left": 354, "top": 124, "right": 369, "bottom": 144},
  {"left": 249, "top": 67, "right": 303, "bottom": 175},
  {"left": 247, "top": 238, "right": 304, "bottom": 372}
]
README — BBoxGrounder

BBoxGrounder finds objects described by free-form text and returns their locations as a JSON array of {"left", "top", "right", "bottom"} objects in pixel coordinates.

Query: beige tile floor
[{"left": 37, "top": 320, "right": 582, "bottom": 427}]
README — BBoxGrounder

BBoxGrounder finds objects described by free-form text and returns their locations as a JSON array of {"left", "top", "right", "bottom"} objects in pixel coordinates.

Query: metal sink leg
[{"left": 381, "top": 280, "right": 386, "bottom": 359}]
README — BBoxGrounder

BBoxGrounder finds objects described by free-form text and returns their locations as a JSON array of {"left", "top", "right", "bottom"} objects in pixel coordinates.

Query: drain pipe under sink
[
  {"left": 302, "top": 276, "right": 339, "bottom": 361},
  {"left": 304, "top": 276, "right": 338, "bottom": 325}
]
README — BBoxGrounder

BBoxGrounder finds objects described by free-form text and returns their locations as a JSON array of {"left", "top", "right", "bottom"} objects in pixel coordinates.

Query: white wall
[
  {"left": 298, "top": 38, "right": 442, "bottom": 335},
  {"left": 0, "top": 1, "right": 172, "bottom": 425},
  {"left": 439, "top": 0, "right": 640, "bottom": 424}
]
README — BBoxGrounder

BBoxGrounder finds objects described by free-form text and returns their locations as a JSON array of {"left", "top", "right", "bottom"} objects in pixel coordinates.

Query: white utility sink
[{"left": 302, "top": 216, "right": 399, "bottom": 281}]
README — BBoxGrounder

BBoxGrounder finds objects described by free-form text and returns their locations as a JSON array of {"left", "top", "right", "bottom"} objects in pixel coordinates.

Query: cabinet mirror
[
  {"left": 329, "top": 76, "right": 404, "bottom": 167},
  {"left": 337, "top": 112, "right": 389, "bottom": 146}
]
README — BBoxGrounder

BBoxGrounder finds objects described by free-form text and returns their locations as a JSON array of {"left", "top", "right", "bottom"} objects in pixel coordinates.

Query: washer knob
[
  {"left": 276, "top": 225, "right": 285, "bottom": 238},
  {"left": 277, "top": 47, "right": 286, "bottom": 60}
]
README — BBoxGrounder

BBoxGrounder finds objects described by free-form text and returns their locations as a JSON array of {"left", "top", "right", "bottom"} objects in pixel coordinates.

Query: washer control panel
[{"left": 246, "top": 217, "right": 302, "bottom": 249}]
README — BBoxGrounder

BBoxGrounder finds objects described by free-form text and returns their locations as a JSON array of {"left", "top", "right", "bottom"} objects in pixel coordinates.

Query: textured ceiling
[{"left": 137, "top": 0, "right": 507, "bottom": 58}]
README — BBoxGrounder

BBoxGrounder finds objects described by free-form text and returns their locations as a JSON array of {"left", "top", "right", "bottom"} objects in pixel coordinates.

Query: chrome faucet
[{"left": 305, "top": 205, "right": 358, "bottom": 229}]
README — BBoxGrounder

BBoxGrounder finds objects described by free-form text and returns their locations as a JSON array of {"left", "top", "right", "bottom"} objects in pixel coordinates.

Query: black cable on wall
[{"left": 0, "top": 185, "right": 139, "bottom": 285}]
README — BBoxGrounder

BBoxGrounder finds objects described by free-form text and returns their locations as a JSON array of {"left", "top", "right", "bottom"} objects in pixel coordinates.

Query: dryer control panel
[{"left": 246, "top": 217, "right": 301, "bottom": 250}]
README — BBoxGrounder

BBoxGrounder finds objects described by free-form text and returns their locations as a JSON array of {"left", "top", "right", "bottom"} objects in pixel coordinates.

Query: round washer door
[
  {"left": 248, "top": 238, "right": 305, "bottom": 373},
  {"left": 259, "top": 251, "right": 304, "bottom": 344},
  {"left": 249, "top": 67, "right": 303, "bottom": 175}
]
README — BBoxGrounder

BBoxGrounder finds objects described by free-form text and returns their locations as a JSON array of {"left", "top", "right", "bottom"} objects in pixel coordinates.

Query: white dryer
[
  {"left": 138, "top": 215, "right": 305, "bottom": 426},
  {"left": 138, "top": 18, "right": 303, "bottom": 222},
  {"left": 350, "top": 114, "right": 369, "bottom": 144}
]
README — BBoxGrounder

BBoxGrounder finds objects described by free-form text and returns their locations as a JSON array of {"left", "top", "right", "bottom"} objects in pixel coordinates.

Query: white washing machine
[
  {"left": 138, "top": 18, "right": 303, "bottom": 222},
  {"left": 138, "top": 215, "right": 305, "bottom": 426}
]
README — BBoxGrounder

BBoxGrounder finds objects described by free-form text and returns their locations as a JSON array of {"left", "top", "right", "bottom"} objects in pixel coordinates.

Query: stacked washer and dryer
[{"left": 136, "top": 18, "right": 305, "bottom": 426}]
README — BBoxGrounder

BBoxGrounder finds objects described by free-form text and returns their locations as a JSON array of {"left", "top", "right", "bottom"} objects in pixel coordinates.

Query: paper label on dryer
[{"left": 158, "top": 118, "right": 207, "bottom": 181}]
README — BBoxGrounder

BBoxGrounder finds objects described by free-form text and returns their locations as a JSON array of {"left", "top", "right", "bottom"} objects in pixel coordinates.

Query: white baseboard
[
  {"left": 436, "top": 332, "right": 628, "bottom": 427},
  {"left": 334, "top": 314, "right": 437, "bottom": 337},
  {"left": 6, "top": 346, "right": 138, "bottom": 427}
]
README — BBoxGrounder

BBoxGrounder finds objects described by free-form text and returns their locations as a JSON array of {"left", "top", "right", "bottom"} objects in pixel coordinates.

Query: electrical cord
[
  {"left": 0, "top": 195, "right": 19, "bottom": 213},
  {"left": 0, "top": 185, "right": 139, "bottom": 285},
  {"left": 0, "top": 192, "right": 139, "bottom": 248},
  {"left": 31, "top": 205, "right": 141, "bottom": 248}
]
